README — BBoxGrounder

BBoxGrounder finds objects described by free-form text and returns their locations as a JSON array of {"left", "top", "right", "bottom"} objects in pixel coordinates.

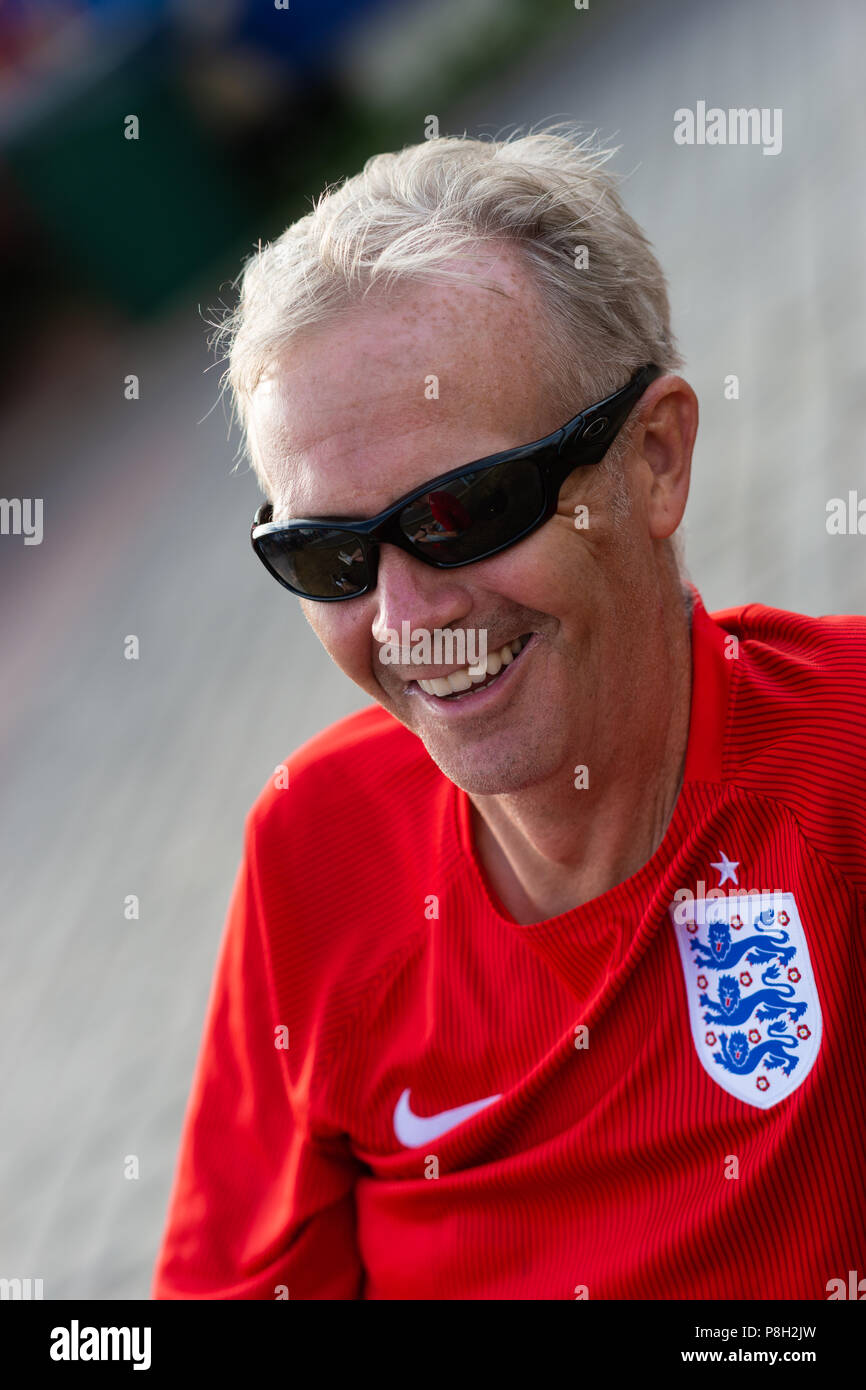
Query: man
[{"left": 153, "top": 129, "right": 865, "bottom": 1300}]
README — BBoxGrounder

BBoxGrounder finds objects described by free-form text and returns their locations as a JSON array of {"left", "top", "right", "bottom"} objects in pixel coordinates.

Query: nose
[{"left": 370, "top": 542, "right": 472, "bottom": 646}]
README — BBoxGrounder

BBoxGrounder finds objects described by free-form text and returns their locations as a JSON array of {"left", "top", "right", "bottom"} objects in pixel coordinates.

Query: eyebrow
[
  {"left": 274, "top": 489, "right": 392, "bottom": 525},
  {"left": 274, "top": 428, "right": 535, "bottom": 527},
  {"left": 285, "top": 507, "right": 371, "bottom": 525}
]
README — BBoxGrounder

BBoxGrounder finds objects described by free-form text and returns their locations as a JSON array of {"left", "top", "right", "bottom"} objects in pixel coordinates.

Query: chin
[{"left": 422, "top": 737, "right": 555, "bottom": 797}]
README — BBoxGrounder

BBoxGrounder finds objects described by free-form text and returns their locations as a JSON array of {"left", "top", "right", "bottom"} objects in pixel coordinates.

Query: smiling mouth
[{"left": 413, "top": 633, "right": 532, "bottom": 700}]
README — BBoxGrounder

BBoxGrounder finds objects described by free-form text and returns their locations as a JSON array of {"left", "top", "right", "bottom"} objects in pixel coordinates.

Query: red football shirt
[{"left": 152, "top": 591, "right": 866, "bottom": 1299}]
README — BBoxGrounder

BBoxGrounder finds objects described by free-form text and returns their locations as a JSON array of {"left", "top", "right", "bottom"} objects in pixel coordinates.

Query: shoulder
[
  {"left": 713, "top": 601, "right": 866, "bottom": 882},
  {"left": 713, "top": 600, "right": 866, "bottom": 664},
  {"left": 247, "top": 703, "right": 439, "bottom": 844},
  {"left": 239, "top": 705, "right": 444, "bottom": 1005},
  {"left": 712, "top": 601, "right": 866, "bottom": 732}
]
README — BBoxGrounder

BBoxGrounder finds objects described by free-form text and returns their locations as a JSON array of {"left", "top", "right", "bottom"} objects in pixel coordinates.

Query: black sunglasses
[{"left": 250, "top": 363, "right": 662, "bottom": 601}]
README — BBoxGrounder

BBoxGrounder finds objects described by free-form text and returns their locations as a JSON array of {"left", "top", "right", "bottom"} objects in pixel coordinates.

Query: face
[{"left": 247, "top": 247, "right": 692, "bottom": 796}]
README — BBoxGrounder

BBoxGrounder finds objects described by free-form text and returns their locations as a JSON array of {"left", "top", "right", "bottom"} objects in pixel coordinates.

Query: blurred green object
[{"left": 5, "top": 38, "right": 250, "bottom": 317}]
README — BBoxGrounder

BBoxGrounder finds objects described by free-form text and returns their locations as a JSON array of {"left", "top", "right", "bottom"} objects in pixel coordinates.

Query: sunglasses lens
[
  {"left": 257, "top": 527, "right": 370, "bottom": 599},
  {"left": 255, "top": 456, "right": 549, "bottom": 598},
  {"left": 398, "top": 457, "right": 547, "bottom": 563}
]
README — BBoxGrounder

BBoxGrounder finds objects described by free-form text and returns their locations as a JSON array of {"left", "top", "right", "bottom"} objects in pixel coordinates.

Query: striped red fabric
[{"left": 152, "top": 592, "right": 866, "bottom": 1299}]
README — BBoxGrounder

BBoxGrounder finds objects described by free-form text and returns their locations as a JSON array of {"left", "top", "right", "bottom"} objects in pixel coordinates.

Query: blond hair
[{"left": 214, "top": 124, "right": 685, "bottom": 507}]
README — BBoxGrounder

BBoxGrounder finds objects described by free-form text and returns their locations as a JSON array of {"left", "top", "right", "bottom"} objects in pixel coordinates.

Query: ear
[{"left": 630, "top": 376, "right": 698, "bottom": 539}]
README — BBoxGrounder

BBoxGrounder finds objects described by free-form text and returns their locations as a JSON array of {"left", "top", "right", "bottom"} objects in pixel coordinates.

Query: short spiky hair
[{"left": 213, "top": 123, "right": 684, "bottom": 493}]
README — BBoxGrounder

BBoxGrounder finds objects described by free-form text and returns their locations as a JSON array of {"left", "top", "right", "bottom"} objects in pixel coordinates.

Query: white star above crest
[{"left": 711, "top": 851, "right": 739, "bottom": 886}]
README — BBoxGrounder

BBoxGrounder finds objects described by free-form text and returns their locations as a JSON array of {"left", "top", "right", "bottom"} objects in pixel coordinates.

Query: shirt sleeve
[{"left": 151, "top": 815, "right": 364, "bottom": 1300}]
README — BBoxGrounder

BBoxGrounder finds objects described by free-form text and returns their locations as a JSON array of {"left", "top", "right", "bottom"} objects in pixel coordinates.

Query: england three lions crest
[{"left": 668, "top": 893, "right": 822, "bottom": 1109}]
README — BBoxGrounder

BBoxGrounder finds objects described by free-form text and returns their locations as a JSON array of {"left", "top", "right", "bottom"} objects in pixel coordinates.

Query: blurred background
[{"left": 0, "top": 0, "right": 863, "bottom": 1299}]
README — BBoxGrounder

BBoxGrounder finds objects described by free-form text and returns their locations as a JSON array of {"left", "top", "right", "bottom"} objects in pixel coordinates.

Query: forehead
[{"left": 247, "top": 247, "right": 558, "bottom": 516}]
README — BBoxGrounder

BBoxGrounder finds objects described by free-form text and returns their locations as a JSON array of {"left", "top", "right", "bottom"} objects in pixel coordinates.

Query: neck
[{"left": 469, "top": 587, "right": 694, "bottom": 924}]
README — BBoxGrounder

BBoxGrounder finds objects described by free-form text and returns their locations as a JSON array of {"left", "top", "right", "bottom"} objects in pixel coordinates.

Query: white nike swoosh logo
[{"left": 393, "top": 1087, "right": 501, "bottom": 1147}]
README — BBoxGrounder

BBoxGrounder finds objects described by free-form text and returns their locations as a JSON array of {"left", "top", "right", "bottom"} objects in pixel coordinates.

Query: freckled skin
[{"left": 248, "top": 244, "right": 699, "bottom": 920}]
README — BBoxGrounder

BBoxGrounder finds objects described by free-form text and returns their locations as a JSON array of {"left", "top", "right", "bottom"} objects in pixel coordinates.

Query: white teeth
[
  {"left": 417, "top": 635, "right": 530, "bottom": 698},
  {"left": 445, "top": 669, "right": 473, "bottom": 693}
]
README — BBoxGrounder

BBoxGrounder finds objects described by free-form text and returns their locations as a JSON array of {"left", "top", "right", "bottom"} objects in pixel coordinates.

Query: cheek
[
  {"left": 476, "top": 521, "right": 594, "bottom": 612},
  {"left": 302, "top": 602, "right": 373, "bottom": 680}
]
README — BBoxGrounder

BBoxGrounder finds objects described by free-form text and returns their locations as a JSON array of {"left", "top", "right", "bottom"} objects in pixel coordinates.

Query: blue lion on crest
[
  {"left": 700, "top": 965, "right": 807, "bottom": 1025},
  {"left": 713, "top": 1020, "right": 800, "bottom": 1076},
  {"left": 717, "top": 1017, "right": 800, "bottom": 1078},
  {"left": 690, "top": 908, "right": 796, "bottom": 971}
]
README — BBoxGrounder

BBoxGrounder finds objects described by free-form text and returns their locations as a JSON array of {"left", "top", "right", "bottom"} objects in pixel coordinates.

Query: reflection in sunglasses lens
[
  {"left": 261, "top": 528, "right": 369, "bottom": 598},
  {"left": 400, "top": 460, "right": 544, "bottom": 563}
]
